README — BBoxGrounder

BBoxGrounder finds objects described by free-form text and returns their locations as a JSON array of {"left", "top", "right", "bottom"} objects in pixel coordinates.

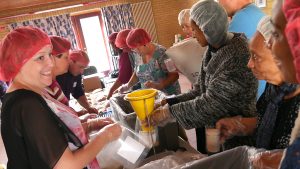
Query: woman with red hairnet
[
  {"left": 107, "top": 30, "right": 134, "bottom": 99},
  {"left": 44, "top": 36, "right": 71, "bottom": 106},
  {"left": 0, "top": 26, "right": 121, "bottom": 169},
  {"left": 119, "top": 28, "right": 181, "bottom": 95}
]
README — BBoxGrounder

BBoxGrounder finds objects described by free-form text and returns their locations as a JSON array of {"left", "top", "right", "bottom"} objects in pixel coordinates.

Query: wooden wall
[
  {"left": 0, "top": 0, "right": 274, "bottom": 48},
  {"left": 261, "top": 0, "right": 274, "bottom": 15},
  {"left": 0, "top": 0, "right": 196, "bottom": 48}
]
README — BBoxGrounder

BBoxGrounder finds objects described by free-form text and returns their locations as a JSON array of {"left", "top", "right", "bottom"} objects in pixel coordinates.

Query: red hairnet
[
  {"left": 126, "top": 28, "right": 151, "bottom": 49},
  {"left": 108, "top": 32, "right": 118, "bottom": 43},
  {"left": 69, "top": 50, "right": 89, "bottom": 64},
  {"left": 115, "top": 29, "right": 131, "bottom": 49},
  {"left": 50, "top": 36, "right": 71, "bottom": 56},
  {"left": 0, "top": 26, "right": 51, "bottom": 81},
  {"left": 283, "top": 0, "right": 300, "bottom": 82}
]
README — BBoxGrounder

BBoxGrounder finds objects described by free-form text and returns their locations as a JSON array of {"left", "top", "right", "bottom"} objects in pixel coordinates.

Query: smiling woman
[{"left": 0, "top": 26, "right": 122, "bottom": 169}]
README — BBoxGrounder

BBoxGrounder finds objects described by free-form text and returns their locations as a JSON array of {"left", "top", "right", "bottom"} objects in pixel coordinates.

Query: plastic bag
[
  {"left": 166, "top": 38, "right": 206, "bottom": 83},
  {"left": 91, "top": 125, "right": 151, "bottom": 169},
  {"left": 176, "top": 146, "right": 283, "bottom": 169},
  {"left": 137, "top": 150, "right": 206, "bottom": 169}
]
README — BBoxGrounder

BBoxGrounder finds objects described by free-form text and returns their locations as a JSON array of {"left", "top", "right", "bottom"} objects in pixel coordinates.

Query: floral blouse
[{"left": 136, "top": 44, "right": 181, "bottom": 95}]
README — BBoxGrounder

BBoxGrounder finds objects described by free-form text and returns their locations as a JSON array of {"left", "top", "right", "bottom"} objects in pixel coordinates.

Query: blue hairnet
[{"left": 190, "top": 0, "right": 229, "bottom": 46}]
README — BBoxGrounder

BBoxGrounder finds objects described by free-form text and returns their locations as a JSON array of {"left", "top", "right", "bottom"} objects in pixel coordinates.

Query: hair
[
  {"left": 0, "top": 26, "right": 51, "bottom": 81},
  {"left": 178, "top": 9, "right": 191, "bottom": 26},
  {"left": 69, "top": 50, "right": 89, "bottom": 64},
  {"left": 126, "top": 28, "right": 151, "bottom": 49},
  {"left": 115, "top": 29, "right": 131, "bottom": 49},
  {"left": 50, "top": 36, "right": 71, "bottom": 56}
]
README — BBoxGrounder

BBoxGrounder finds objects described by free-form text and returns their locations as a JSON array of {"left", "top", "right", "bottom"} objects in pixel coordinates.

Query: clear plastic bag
[
  {"left": 91, "top": 125, "right": 152, "bottom": 169},
  {"left": 137, "top": 150, "right": 206, "bottom": 169},
  {"left": 176, "top": 146, "right": 283, "bottom": 169}
]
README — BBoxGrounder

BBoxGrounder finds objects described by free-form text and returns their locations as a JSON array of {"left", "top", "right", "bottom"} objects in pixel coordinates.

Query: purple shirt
[{"left": 118, "top": 52, "right": 133, "bottom": 84}]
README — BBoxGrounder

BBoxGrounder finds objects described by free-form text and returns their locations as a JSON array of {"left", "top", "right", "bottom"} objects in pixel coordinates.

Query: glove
[
  {"left": 143, "top": 104, "right": 173, "bottom": 127},
  {"left": 250, "top": 149, "right": 283, "bottom": 169},
  {"left": 117, "top": 84, "right": 130, "bottom": 94},
  {"left": 216, "top": 116, "right": 246, "bottom": 143}
]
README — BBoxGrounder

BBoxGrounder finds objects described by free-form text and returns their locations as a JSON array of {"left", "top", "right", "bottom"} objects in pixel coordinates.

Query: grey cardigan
[{"left": 167, "top": 33, "right": 257, "bottom": 148}]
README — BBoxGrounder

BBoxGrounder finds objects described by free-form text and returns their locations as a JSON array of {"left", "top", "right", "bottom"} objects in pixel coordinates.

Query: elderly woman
[
  {"left": 118, "top": 28, "right": 181, "bottom": 95},
  {"left": 0, "top": 26, "right": 121, "bottom": 168},
  {"left": 266, "top": 0, "right": 300, "bottom": 168},
  {"left": 165, "top": 9, "right": 206, "bottom": 84},
  {"left": 147, "top": 0, "right": 257, "bottom": 151},
  {"left": 178, "top": 9, "right": 193, "bottom": 38},
  {"left": 107, "top": 30, "right": 133, "bottom": 99},
  {"left": 216, "top": 16, "right": 300, "bottom": 151}
]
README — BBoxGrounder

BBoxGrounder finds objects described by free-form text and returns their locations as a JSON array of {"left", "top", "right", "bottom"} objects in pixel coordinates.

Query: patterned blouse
[
  {"left": 256, "top": 83, "right": 300, "bottom": 149},
  {"left": 136, "top": 44, "right": 181, "bottom": 95}
]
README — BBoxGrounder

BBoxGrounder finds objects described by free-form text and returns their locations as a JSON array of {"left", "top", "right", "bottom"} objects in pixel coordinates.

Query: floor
[{"left": 0, "top": 74, "right": 197, "bottom": 166}]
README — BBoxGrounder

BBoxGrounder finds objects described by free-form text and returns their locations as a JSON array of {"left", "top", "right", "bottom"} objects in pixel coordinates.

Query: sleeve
[
  {"left": 14, "top": 96, "right": 68, "bottom": 168},
  {"left": 157, "top": 51, "right": 169, "bottom": 73},
  {"left": 169, "top": 55, "right": 257, "bottom": 129},
  {"left": 166, "top": 83, "right": 201, "bottom": 106},
  {"left": 72, "top": 75, "right": 85, "bottom": 99}
]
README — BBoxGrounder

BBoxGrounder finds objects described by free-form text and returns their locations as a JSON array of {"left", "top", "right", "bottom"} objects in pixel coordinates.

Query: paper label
[{"left": 117, "top": 136, "right": 146, "bottom": 164}]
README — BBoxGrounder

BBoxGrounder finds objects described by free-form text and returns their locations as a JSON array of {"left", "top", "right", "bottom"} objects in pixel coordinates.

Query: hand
[
  {"left": 98, "top": 123, "right": 122, "bottom": 143},
  {"left": 116, "top": 84, "right": 130, "bottom": 94},
  {"left": 144, "top": 81, "right": 162, "bottom": 90},
  {"left": 77, "top": 110, "right": 88, "bottom": 116},
  {"left": 250, "top": 150, "right": 283, "bottom": 169},
  {"left": 79, "top": 113, "right": 98, "bottom": 123},
  {"left": 216, "top": 116, "right": 245, "bottom": 143},
  {"left": 154, "top": 99, "right": 167, "bottom": 109},
  {"left": 86, "top": 106, "right": 98, "bottom": 114},
  {"left": 87, "top": 117, "right": 115, "bottom": 132},
  {"left": 142, "top": 104, "right": 172, "bottom": 126}
]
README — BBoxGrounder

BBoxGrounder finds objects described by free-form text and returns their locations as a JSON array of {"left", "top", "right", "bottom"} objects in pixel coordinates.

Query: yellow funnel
[{"left": 125, "top": 89, "right": 157, "bottom": 131}]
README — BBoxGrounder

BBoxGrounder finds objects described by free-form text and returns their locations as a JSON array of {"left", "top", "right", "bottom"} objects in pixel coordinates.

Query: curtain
[
  {"left": 9, "top": 14, "right": 77, "bottom": 49},
  {"left": 101, "top": 3, "right": 135, "bottom": 35}
]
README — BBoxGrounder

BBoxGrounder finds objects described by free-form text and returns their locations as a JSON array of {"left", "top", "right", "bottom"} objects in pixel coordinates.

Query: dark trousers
[{"left": 196, "top": 127, "right": 207, "bottom": 154}]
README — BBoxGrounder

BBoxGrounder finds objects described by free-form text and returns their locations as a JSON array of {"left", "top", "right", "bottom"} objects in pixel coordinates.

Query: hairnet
[
  {"left": 190, "top": 0, "right": 229, "bottom": 46},
  {"left": 256, "top": 16, "right": 272, "bottom": 41},
  {"left": 115, "top": 29, "right": 131, "bottom": 49},
  {"left": 0, "top": 26, "right": 51, "bottom": 81},
  {"left": 178, "top": 9, "right": 191, "bottom": 26},
  {"left": 126, "top": 28, "right": 151, "bottom": 49},
  {"left": 50, "top": 36, "right": 71, "bottom": 56},
  {"left": 69, "top": 50, "right": 89, "bottom": 64},
  {"left": 283, "top": 0, "right": 300, "bottom": 82},
  {"left": 108, "top": 32, "right": 118, "bottom": 43}
]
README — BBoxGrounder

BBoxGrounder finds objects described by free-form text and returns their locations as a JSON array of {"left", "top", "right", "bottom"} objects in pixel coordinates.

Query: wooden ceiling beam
[{"left": 0, "top": 0, "right": 108, "bottom": 19}]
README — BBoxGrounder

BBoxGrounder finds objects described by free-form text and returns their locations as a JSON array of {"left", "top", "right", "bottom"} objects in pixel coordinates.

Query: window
[{"left": 71, "top": 12, "right": 111, "bottom": 76}]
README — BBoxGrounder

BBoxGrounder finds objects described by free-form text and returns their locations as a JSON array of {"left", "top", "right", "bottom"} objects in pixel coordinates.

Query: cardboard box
[{"left": 83, "top": 75, "right": 103, "bottom": 92}]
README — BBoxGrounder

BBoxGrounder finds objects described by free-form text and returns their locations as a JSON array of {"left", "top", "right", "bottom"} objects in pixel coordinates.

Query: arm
[
  {"left": 145, "top": 71, "right": 179, "bottom": 90},
  {"left": 168, "top": 54, "right": 257, "bottom": 129},
  {"left": 216, "top": 116, "right": 257, "bottom": 143},
  {"left": 127, "top": 71, "right": 139, "bottom": 88},
  {"left": 107, "top": 79, "right": 122, "bottom": 99},
  {"left": 54, "top": 123, "right": 121, "bottom": 169},
  {"left": 76, "top": 95, "right": 98, "bottom": 114}
]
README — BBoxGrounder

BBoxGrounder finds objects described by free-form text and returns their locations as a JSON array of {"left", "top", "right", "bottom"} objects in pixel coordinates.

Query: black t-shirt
[
  {"left": 56, "top": 72, "right": 84, "bottom": 100},
  {"left": 1, "top": 90, "right": 70, "bottom": 169}
]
